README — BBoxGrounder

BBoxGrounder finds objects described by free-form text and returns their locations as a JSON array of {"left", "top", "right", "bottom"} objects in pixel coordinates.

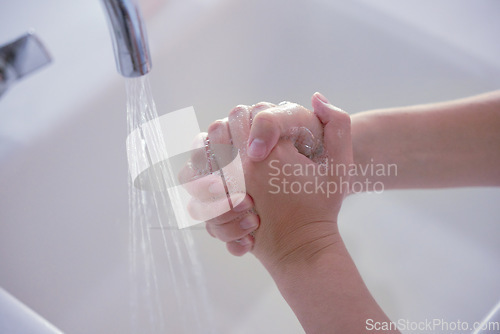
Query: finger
[
  {"left": 205, "top": 194, "right": 254, "bottom": 225},
  {"left": 205, "top": 222, "right": 216, "bottom": 238},
  {"left": 207, "top": 212, "right": 259, "bottom": 242},
  {"left": 227, "top": 105, "right": 252, "bottom": 152},
  {"left": 207, "top": 118, "right": 234, "bottom": 169},
  {"left": 249, "top": 102, "right": 276, "bottom": 123},
  {"left": 206, "top": 117, "right": 248, "bottom": 204},
  {"left": 179, "top": 172, "right": 225, "bottom": 201},
  {"left": 181, "top": 118, "right": 236, "bottom": 201},
  {"left": 177, "top": 132, "right": 209, "bottom": 185},
  {"left": 311, "top": 92, "right": 352, "bottom": 169},
  {"left": 187, "top": 191, "right": 252, "bottom": 222},
  {"left": 226, "top": 235, "right": 254, "bottom": 256},
  {"left": 188, "top": 132, "right": 211, "bottom": 172},
  {"left": 187, "top": 195, "right": 235, "bottom": 222},
  {"left": 247, "top": 103, "right": 323, "bottom": 161},
  {"left": 178, "top": 131, "right": 228, "bottom": 200}
]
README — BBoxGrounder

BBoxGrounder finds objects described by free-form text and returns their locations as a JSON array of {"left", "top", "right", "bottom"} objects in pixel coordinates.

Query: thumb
[
  {"left": 247, "top": 103, "right": 323, "bottom": 161},
  {"left": 247, "top": 110, "right": 281, "bottom": 161},
  {"left": 311, "top": 92, "right": 352, "bottom": 166}
]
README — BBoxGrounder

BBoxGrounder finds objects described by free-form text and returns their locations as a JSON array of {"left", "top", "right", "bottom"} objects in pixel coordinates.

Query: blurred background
[{"left": 0, "top": 0, "right": 499, "bottom": 333}]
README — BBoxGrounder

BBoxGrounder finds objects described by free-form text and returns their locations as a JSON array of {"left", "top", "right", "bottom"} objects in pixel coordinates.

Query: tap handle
[{"left": 0, "top": 32, "right": 52, "bottom": 97}]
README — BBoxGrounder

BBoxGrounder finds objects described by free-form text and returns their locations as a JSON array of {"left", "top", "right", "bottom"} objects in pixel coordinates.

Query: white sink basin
[{"left": 1, "top": 0, "right": 499, "bottom": 333}]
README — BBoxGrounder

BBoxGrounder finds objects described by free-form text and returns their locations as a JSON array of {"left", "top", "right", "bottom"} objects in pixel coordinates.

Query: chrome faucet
[
  {"left": 0, "top": 32, "right": 52, "bottom": 98},
  {"left": 101, "top": 0, "right": 152, "bottom": 77}
]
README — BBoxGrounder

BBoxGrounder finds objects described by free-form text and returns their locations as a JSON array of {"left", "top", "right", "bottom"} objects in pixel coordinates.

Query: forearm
[
  {"left": 266, "top": 237, "right": 399, "bottom": 334},
  {"left": 350, "top": 90, "right": 500, "bottom": 191}
]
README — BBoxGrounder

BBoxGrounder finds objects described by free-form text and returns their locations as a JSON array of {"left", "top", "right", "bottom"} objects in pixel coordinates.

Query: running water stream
[{"left": 125, "top": 76, "right": 213, "bottom": 334}]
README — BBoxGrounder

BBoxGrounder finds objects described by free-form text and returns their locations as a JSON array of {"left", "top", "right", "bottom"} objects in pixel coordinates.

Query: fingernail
[
  {"left": 233, "top": 198, "right": 252, "bottom": 212},
  {"left": 240, "top": 216, "right": 257, "bottom": 230},
  {"left": 247, "top": 138, "right": 267, "bottom": 159},
  {"left": 315, "top": 92, "right": 329, "bottom": 104}
]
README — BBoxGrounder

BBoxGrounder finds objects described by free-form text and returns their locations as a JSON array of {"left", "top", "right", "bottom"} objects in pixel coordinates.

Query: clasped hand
[{"left": 179, "top": 93, "right": 353, "bottom": 268}]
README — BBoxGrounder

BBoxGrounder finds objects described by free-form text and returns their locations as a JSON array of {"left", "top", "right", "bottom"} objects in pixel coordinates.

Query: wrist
[
  {"left": 263, "top": 234, "right": 396, "bottom": 334},
  {"left": 253, "top": 218, "right": 344, "bottom": 278},
  {"left": 350, "top": 112, "right": 371, "bottom": 186},
  {"left": 349, "top": 111, "right": 397, "bottom": 194}
]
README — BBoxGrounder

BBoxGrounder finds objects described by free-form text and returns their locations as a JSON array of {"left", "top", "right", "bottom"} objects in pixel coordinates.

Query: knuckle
[
  {"left": 228, "top": 105, "right": 249, "bottom": 118},
  {"left": 214, "top": 226, "right": 233, "bottom": 242},
  {"left": 207, "top": 119, "right": 226, "bottom": 134},
  {"left": 251, "top": 103, "right": 274, "bottom": 123},
  {"left": 286, "top": 102, "right": 301, "bottom": 109},
  {"left": 190, "top": 132, "right": 207, "bottom": 149},
  {"left": 337, "top": 110, "right": 351, "bottom": 127},
  {"left": 189, "top": 147, "right": 209, "bottom": 172},
  {"left": 253, "top": 110, "right": 276, "bottom": 125},
  {"left": 278, "top": 101, "right": 301, "bottom": 111},
  {"left": 253, "top": 102, "right": 274, "bottom": 111},
  {"left": 206, "top": 214, "right": 225, "bottom": 225}
]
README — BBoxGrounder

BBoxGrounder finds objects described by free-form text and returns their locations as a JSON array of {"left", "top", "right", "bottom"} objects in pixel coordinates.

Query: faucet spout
[{"left": 101, "top": 0, "right": 152, "bottom": 77}]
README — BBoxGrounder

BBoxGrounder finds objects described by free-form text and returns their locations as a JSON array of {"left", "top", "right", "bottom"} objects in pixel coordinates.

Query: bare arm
[
  {"left": 184, "top": 91, "right": 500, "bottom": 332},
  {"left": 245, "top": 96, "right": 398, "bottom": 333},
  {"left": 266, "top": 235, "right": 398, "bottom": 334},
  {"left": 351, "top": 90, "right": 500, "bottom": 191}
]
